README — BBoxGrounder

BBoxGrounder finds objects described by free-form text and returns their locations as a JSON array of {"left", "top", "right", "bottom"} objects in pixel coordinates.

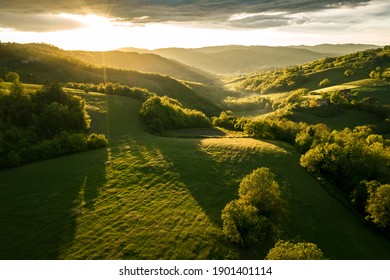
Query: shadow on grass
[
  {"left": 0, "top": 93, "right": 109, "bottom": 260},
  {"left": 0, "top": 147, "right": 108, "bottom": 259}
]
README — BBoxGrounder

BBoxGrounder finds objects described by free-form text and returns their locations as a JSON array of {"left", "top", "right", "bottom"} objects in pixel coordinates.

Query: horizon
[
  {"left": 0, "top": 41, "right": 383, "bottom": 52},
  {"left": 0, "top": 0, "right": 389, "bottom": 51}
]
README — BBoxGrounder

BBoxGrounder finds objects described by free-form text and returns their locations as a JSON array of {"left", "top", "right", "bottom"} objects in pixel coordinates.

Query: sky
[{"left": 0, "top": 0, "right": 389, "bottom": 50}]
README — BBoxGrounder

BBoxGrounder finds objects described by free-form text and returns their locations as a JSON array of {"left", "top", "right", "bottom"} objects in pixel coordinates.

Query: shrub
[
  {"left": 68, "top": 133, "right": 87, "bottom": 152},
  {"left": 319, "top": 78, "right": 331, "bottom": 88},
  {"left": 266, "top": 240, "right": 326, "bottom": 260},
  {"left": 87, "top": 133, "right": 109, "bottom": 149},
  {"left": 140, "top": 96, "right": 211, "bottom": 133}
]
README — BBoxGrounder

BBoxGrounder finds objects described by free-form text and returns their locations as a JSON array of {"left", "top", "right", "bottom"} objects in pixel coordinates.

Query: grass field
[{"left": 1, "top": 91, "right": 389, "bottom": 260}]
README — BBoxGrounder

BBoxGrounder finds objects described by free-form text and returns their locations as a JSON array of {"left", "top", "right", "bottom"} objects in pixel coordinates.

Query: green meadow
[{"left": 1, "top": 91, "right": 389, "bottom": 260}]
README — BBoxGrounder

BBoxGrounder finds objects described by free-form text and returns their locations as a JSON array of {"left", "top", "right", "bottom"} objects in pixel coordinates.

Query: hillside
[
  {"left": 232, "top": 46, "right": 390, "bottom": 94},
  {"left": 0, "top": 43, "right": 224, "bottom": 115},
  {"left": 120, "top": 44, "right": 379, "bottom": 74},
  {"left": 67, "top": 50, "right": 217, "bottom": 84},
  {"left": 1, "top": 90, "right": 389, "bottom": 259}
]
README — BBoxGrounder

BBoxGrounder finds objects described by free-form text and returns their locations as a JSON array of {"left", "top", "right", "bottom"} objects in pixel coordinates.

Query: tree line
[
  {"left": 0, "top": 75, "right": 107, "bottom": 169},
  {"left": 213, "top": 112, "right": 390, "bottom": 230},
  {"left": 139, "top": 95, "right": 211, "bottom": 133}
]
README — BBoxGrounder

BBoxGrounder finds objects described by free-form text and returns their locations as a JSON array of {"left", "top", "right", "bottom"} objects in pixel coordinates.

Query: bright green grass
[{"left": 0, "top": 91, "right": 389, "bottom": 260}]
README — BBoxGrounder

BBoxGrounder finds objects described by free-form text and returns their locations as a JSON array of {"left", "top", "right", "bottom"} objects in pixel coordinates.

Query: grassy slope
[{"left": 0, "top": 92, "right": 389, "bottom": 260}]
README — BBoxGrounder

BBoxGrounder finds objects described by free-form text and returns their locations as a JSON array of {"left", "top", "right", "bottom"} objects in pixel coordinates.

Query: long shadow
[
  {"left": 0, "top": 93, "right": 108, "bottom": 260},
  {"left": 0, "top": 148, "right": 108, "bottom": 259}
]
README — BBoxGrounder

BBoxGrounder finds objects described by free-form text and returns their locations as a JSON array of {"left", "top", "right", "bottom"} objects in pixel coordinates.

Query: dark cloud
[{"left": 0, "top": 0, "right": 372, "bottom": 31}]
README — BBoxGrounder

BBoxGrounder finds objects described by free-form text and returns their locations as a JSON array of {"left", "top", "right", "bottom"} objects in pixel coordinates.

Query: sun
[{"left": 52, "top": 13, "right": 127, "bottom": 51}]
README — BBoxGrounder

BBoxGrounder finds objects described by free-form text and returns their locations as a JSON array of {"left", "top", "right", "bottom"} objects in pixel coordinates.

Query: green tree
[
  {"left": 221, "top": 199, "right": 267, "bottom": 246},
  {"left": 369, "top": 67, "right": 382, "bottom": 80},
  {"left": 221, "top": 168, "right": 287, "bottom": 246},
  {"left": 344, "top": 69, "right": 354, "bottom": 77},
  {"left": 319, "top": 78, "right": 331, "bottom": 88},
  {"left": 5, "top": 72, "right": 20, "bottom": 83},
  {"left": 266, "top": 240, "right": 326, "bottom": 260},
  {"left": 366, "top": 184, "right": 390, "bottom": 228}
]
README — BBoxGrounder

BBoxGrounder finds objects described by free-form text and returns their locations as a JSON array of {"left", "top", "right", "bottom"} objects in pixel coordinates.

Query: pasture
[{"left": 0, "top": 91, "right": 389, "bottom": 259}]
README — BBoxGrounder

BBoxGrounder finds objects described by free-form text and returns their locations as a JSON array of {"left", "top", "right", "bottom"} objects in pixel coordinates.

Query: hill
[
  {"left": 119, "top": 44, "right": 379, "bottom": 74},
  {"left": 221, "top": 46, "right": 390, "bottom": 137},
  {"left": 291, "top": 44, "right": 379, "bottom": 56},
  {"left": 1, "top": 90, "right": 389, "bottom": 259},
  {"left": 67, "top": 50, "right": 217, "bottom": 84},
  {"left": 0, "top": 43, "right": 224, "bottom": 115}
]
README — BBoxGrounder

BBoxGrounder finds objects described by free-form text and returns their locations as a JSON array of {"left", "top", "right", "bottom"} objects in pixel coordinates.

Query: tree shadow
[
  {"left": 0, "top": 93, "right": 109, "bottom": 260},
  {"left": 0, "top": 147, "right": 108, "bottom": 259}
]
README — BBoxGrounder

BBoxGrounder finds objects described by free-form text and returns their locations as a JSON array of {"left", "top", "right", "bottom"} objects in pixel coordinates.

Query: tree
[
  {"left": 221, "top": 199, "right": 268, "bottom": 246},
  {"left": 344, "top": 70, "right": 354, "bottom": 77},
  {"left": 221, "top": 168, "right": 287, "bottom": 246},
  {"left": 369, "top": 67, "right": 382, "bottom": 80},
  {"left": 238, "top": 167, "right": 287, "bottom": 224},
  {"left": 266, "top": 240, "right": 326, "bottom": 260},
  {"left": 366, "top": 184, "right": 390, "bottom": 228},
  {"left": 5, "top": 72, "right": 20, "bottom": 83},
  {"left": 319, "top": 78, "right": 331, "bottom": 88}
]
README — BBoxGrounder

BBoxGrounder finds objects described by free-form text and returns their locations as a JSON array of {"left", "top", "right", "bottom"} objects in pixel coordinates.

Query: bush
[
  {"left": 319, "top": 78, "right": 331, "bottom": 88},
  {"left": 68, "top": 133, "right": 87, "bottom": 152},
  {"left": 140, "top": 96, "right": 211, "bottom": 133},
  {"left": 266, "top": 240, "right": 326, "bottom": 260},
  {"left": 5, "top": 72, "right": 20, "bottom": 83},
  {"left": 87, "top": 133, "right": 109, "bottom": 149}
]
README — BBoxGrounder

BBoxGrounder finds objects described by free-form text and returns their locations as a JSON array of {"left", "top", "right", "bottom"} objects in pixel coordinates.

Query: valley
[{"left": 0, "top": 42, "right": 389, "bottom": 260}]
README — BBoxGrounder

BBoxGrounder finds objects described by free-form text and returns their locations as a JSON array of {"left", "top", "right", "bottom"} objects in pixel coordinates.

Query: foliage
[
  {"left": 265, "top": 240, "right": 326, "bottom": 260},
  {"left": 139, "top": 96, "right": 211, "bottom": 133},
  {"left": 319, "top": 78, "right": 331, "bottom": 88},
  {"left": 221, "top": 199, "right": 267, "bottom": 246},
  {"left": 300, "top": 126, "right": 390, "bottom": 191},
  {"left": 66, "top": 82, "right": 155, "bottom": 102},
  {"left": 366, "top": 184, "right": 390, "bottom": 228},
  {"left": 234, "top": 46, "right": 390, "bottom": 94},
  {"left": 221, "top": 167, "right": 287, "bottom": 246},
  {"left": 344, "top": 69, "right": 354, "bottom": 77},
  {"left": 87, "top": 133, "right": 109, "bottom": 149},
  {"left": 239, "top": 67, "right": 307, "bottom": 93},
  {"left": 223, "top": 95, "right": 271, "bottom": 111},
  {"left": 244, "top": 117, "right": 308, "bottom": 144},
  {"left": 369, "top": 67, "right": 382, "bottom": 80},
  {"left": 212, "top": 111, "right": 250, "bottom": 131},
  {"left": 5, "top": 72, "right": 20, "bottom": 83},
  {"left": 0, "top": 80, "right": 107, "bottom": 169}
]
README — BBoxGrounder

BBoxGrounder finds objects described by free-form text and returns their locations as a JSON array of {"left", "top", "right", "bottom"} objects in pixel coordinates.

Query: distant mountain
[
  {"left": 119, "top": 44, "right": 380, "bottom": 74},
  {"left": 67, "top": 50, "right": 216, "bottom": 84},
  {"left": 290, "top": 44, "right": 379, "bottom": 56}
]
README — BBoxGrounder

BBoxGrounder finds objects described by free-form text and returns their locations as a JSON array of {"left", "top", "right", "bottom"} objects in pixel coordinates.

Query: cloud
[
  {"left": 0, "top": 0, "right": 373, "bottom": 31},
  {"left": 0, "top": 12, "right": 87, "bottom": 32}
]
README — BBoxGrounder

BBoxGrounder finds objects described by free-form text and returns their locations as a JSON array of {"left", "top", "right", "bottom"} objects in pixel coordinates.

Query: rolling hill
[
  {"left": 1, "top": 90, "right": 389, "bottom": 260},
  {"left": 67, "top": 50, "right": 217, "bottom": 84},
  {"left": 0, "top": 42, "right": 225, "bottom": 115},
  {"left": 119, "top": 44, "right": 379, "bottom": 74}
]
